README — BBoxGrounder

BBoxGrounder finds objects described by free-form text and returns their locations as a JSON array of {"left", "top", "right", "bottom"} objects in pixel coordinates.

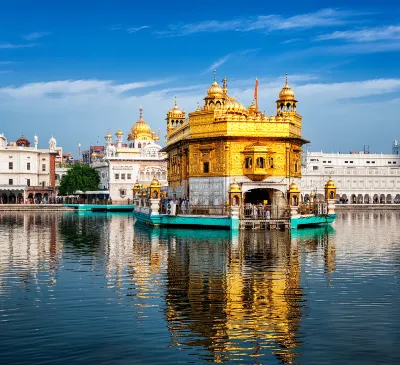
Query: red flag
[{"left": 254, "top": 78, "right": 258, "bottom": 110}]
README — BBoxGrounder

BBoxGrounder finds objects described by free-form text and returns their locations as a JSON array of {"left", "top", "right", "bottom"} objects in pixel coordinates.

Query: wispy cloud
[
  {"left": 0, "top": 43, "right": 38, "bottom": 49},
  {"left": 156, "top": 8, "right": 363, "bottom": 37},
  {"left": 202, "top": 48, "right": 260, "bottom": 74},
  {"left": 110, "top": 24, "right": 150, "bottom": 33},
  {"left": 282, "top": 38, "right": 301, "bottom": 44},
  {"left": 126, "top": 26, "right": 150, "bottom": 33},
  {"left": 317, "top": 25, "right": 400, "bottom": 42},
  {"left": 0, "top": 61, "right": 14, "bottom": 65},
  {"left": 23, "top": 32, "right": 51, "bottom": 41},
  {"left": 0, "top": 79, "right": 171, "bottom": 98},
  {"left": 202, "top": 54, "right": 231, "bottom": 74}
]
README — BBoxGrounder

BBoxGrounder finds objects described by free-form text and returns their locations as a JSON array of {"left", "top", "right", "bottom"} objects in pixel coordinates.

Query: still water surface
[{"left": 0, "top": 211, "right": 399, "bottom": 365}]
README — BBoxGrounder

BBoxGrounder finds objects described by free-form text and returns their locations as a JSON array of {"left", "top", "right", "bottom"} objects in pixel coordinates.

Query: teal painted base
[
  {"left": 291, "top": 214, "right": 337, "bottom": 229},
  {"left": 64, "top": 204, "right": 134, "bottom": 212},
  {"left": 133, "top": 212, "right": 235, "bottom": 230}
]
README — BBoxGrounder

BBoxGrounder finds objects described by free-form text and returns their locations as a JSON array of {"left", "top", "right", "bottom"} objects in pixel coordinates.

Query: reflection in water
[{"left": 0, "top": 212, "right": 399, "bottom": 365}]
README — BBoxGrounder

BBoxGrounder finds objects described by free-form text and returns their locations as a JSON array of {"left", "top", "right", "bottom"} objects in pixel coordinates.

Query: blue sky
[{"left": 1, "top": 0, "right": 400, "bottom": 154}]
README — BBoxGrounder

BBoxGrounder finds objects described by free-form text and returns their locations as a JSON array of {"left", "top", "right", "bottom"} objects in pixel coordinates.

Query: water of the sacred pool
[{"left": 0, "top": 211, "right": 398, "bottom": 365}]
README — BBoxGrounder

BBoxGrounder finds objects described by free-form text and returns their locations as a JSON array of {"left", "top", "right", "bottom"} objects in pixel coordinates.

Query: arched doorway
[
  {"left": 395, "top": 194, "right": 400, "bottom": 204},
  {"left": 373, "top": 194, "right": 379, "bottom": 203},
  {"left": 351, "top": 194, "right": 357, "bottom": 204},
  {"left": 244, "top": 189, "right": 271, "bottom": 205},
  {"left": 341, "top": 194, "right": 348, "bottom": 203},
  {"left": 380, "top": 194, "right": 385, "bottom": 204},
  {"left": 17, "top": 193, "right": 23, "bottom": 204},
  {"left": 1, "top": 193, "right": 8, "bottom": 204},
  {"left": 357, "top": 194, "right": 363, "bottom": 204},
  {"left": 364, "top": 194, "right": 370, "bottom": 204},
  {"left": 9, "top": 193, "right": 16, "bottom": 204},
  {"left": 386, "top": 194, "right": 392, "bottom": 204},
  {"left": 35, "top": 193, "right": 42, "bottom": 204},
  {"left": 28, "top": 193, "right": 34, "bottom": 204}
]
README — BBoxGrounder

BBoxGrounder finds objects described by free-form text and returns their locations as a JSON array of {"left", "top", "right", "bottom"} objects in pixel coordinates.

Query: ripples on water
[{"left": 0, "top": 211, "right": 399, "bottom": 365}]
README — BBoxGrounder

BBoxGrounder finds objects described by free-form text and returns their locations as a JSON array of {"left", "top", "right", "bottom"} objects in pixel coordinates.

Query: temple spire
[
  {"left": 139, "top": 106, "right": 143, "bottom": 120},
  {"left": 213, "top": 69, "right": 216, "bottom": 82}
]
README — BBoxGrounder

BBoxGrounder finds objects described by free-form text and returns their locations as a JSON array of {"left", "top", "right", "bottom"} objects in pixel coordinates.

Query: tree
[{"left": 58, "top": 164, "right": 100, "bottom": 195}]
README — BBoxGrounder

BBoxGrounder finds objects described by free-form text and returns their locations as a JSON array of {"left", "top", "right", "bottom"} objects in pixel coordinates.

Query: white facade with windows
[
  {"left": 0, "top": 133, "right": 57, "bottom": 203},
  {"left": 300, "top": 148, "right": 400, "bottom": 203}
]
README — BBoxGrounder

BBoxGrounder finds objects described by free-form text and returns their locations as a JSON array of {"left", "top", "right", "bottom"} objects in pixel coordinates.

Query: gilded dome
[
  {"left": 288, "top": 181, "right": 300, "bottom": 192},
  {"left": 207, "top": 76, "right": 223, "bottom": 97},
  {"left": 132, "top": 106, "right": 151, "bottom": 135},
  {"left": 279, "top": 73, "right": 295, "bottom": 101},
  {"left": 229, "top": 179, "right": 241, "bottom": 193},
  {"left": 150, "top": 176, "right": 161, "bottom": 187},
  {"left": 105, "top": 131, "right": 112, "bottom": 139},
  {"left": 169, "top": 97, "right": 184, "bottom": 116},
  {"left": 116, "top": 129, "right": 123, "bottom": 136},
  {"left": 325, "top": 177, "right": 336, "bottom": 189}
]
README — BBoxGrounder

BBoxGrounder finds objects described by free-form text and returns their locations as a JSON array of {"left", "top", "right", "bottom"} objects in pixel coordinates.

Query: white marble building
[
  {"left": 300, "top": 146, "right": 400, "bottom": 203},
  {"left": 0, "top": 133, "right": 57, "bottom": 203},
  {"left": 91, "top": 107, "right": 167, "bottom": 203}
]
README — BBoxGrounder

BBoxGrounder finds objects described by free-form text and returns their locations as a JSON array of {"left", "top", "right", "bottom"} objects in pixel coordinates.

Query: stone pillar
[
  {"left": 327, "top": 199, "right": 336, "bottom": 215},
  {"left": 289, "top": 205, "right": 300, "bottom": 218},
  {"left": 149, "top": 199, "right": 160, "bottom": 216},
  {"left": 271, "top": 190, "right": 287, "bottom": 219},
  {"left": 229, "top": 205, "right": 240, "bottom": 230}
]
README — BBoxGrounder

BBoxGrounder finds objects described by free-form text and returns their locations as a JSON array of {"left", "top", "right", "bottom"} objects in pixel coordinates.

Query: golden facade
[{"left": 162, "top": 74, "right": 309, "bottom": 205}]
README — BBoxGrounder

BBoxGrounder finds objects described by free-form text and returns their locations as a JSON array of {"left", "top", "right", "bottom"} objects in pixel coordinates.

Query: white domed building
[{"left": 91, "top": 107, "right": 168, "bottom": 203}]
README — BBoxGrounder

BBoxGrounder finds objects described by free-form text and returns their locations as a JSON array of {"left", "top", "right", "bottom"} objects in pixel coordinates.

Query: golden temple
[{"left": 162, "top": 73, "right": 309, "bottom": 207}]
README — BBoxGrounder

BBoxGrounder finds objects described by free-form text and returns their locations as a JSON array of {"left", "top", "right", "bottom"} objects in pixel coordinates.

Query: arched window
[
  {"left": 245, "top": 157, "right": 252, "bottom": 169},
  {"left": 330, "top": 191, "right": 334, "bottom": 199},
  {"left": 256, "top": 157, "right": 265, "bottom": 168},
  {"left": 138, "top": 142, "right": 141, "bottom": 148}
]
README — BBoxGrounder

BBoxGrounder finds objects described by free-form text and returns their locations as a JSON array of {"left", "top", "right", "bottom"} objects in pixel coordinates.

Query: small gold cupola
[
  {"left": 277, "top": 73, "right": 297, "bottom": 114},
  {"left": 325, "top": 177, "right": 337, "bottom": 200}
]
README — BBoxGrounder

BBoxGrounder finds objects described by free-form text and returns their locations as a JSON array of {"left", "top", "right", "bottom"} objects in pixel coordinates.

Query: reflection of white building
[
  {"left": 0, "top": 133, "right": 57, "bottom": 203},
  {"left": 300, "top": 147, "right": 400, "bottom": 203},
  {"left": 91, "top": 107, "right": 167, "bottom": 203}
]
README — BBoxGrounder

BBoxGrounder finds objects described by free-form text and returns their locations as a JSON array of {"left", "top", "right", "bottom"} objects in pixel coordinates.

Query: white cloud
[
  {"left": 126, "top": 26, "right": 150, "bottom": 33},
  {"left": 202, "top": 54, "right": 231, "bottom": 74},
  {"left": 0, "top": 76, "right": 399, "bottom": 154},
  {"left": 0, "top": 79, "right": 171, "bottom": 98},
  {"left": 156, "top": 8, "right": 363, "bottom": 36},
  {"left": 317, "top": 25, "right": 400, "bottom": 42},
  {"left": 0, "top": 43, "right": 37, "bottom": 49},
  {"left": 23, "top": 32, "right": 51, "bottom": 40}
]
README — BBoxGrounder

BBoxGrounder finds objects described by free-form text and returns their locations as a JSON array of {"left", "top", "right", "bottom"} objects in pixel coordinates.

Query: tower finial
[
  {"left": 197, "top": 101, "right": 200, "bottom": 110},
  {"left": 222, "top": 77, "right": 227, "bottom": 93},
  {"left": 174, "top": 96, "right": 177, "bottom": 107},
  {"left": 285, "top": 73, "right": 289, "bottom": 85},
  {"left": 139, "top": 105, "right": 143, "bottom": 119},
  {"left": 213, "top": 69, "right": 216, "bottom": 82}
]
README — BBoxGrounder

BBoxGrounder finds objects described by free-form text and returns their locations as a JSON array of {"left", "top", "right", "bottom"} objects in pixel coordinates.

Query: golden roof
[
  {"left": 105, "top": 131, "right": 112, "bottom": 138},
  {"left": 288, "top": 181, "right": 300, "bottom": 193},
  {"left": 279, "top": 73, "right": 295, "bottom": 101},
  {"left": 169, "top": 97, "right": 184, "bottom": 116},
  {"left": 325, "top": 177, "right": 337, "bottom": 189},
  {"left": 132, "top": 106, "right": 151, "bottom": 135},
  {"left": 207, "top": 72, "right": 223, "bottom": 97},
  {"left": 115, "top": 129, "right": 123, "bottom": 135},
  {"left": 229, "top": 179, "right": 241, "bottom": 193},
  {"left": 150, "top": 176, "right": 161, "bottom": 187}
]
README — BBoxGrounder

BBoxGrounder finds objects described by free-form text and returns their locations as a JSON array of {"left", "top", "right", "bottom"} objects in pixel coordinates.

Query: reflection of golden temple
[
  {"left": 162, "top": 73, "right": 309, "bottom": 205},
  {"left": 164, "top": 229, "right": 304, "bottom": 364}
]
